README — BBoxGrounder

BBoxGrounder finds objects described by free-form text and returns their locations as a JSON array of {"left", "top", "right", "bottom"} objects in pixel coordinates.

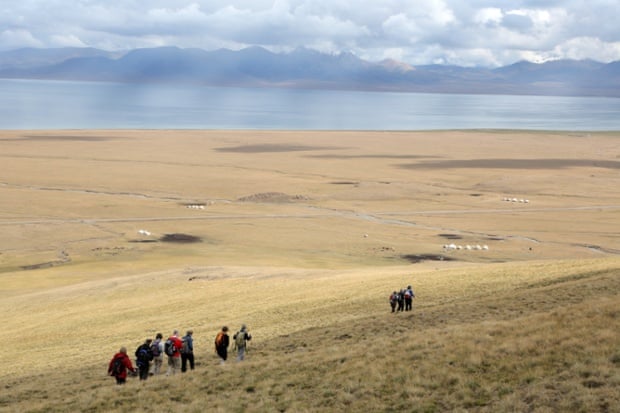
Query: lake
[{"left": 1, "top": 78, "right": 619, "bottom": 130}]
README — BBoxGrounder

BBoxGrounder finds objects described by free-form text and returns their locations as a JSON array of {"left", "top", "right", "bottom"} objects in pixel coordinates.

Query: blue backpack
[{"left": 135, "top": 345, "right": 150, "bottom": 362}]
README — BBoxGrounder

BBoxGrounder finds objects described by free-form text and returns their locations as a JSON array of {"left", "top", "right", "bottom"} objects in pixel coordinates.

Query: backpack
[
  {"left": 214, "top": 332, "right": 224, "bottom": 348},
  {"left": 150, "top": 341, "right": 160, "bottom": 357},
  {"left": 164, "top": 338, "right": 175, "bottom": 356},
  {"left": 235, "top": 331, "right": 246, "bottom": 348},
  {"left": 111, "top": 355, "right": 124, "bottom": 376},
  {"left": 135, "top": 345, "right": 150, "bottom": 362},
  {"left": 180, "top": 339, "right": 189, "bottom": 354}
]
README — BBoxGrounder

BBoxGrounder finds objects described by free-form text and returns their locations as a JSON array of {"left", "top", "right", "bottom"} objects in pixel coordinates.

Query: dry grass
[
  {"left": 1, "top": 130, "right": 619, "bottom": 412},
  {"left": 1, "top": 259, "right": 619, "bottom": 412}
]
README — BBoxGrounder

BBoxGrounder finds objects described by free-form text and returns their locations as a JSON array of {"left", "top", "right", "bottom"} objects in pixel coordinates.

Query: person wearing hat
[{"left": 233, "top": 324, "right": 252, "bottom": 361}]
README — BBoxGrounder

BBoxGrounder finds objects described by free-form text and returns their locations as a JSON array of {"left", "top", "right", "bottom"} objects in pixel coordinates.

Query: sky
[{"left": 1, "top": 0, "right": 619, "bottom": 67}]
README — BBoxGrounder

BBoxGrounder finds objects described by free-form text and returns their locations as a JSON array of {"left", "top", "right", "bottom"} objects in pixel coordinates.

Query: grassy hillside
[
  {"left": 1, "top": 130, "right": 619, "bottom": 412},
  {"left": 1, "top": 258, "right": 618, "bottom": 412}
]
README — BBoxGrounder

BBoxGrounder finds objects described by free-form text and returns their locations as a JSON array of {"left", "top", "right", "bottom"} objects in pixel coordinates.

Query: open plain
[{"left": 1, "top": 130, "right": 619, "bottom": 412}]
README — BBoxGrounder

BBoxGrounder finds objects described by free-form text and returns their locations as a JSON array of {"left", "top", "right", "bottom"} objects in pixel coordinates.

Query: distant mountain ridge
[{"left": 1, "top": 46, "right": 619, "bottom": 97}]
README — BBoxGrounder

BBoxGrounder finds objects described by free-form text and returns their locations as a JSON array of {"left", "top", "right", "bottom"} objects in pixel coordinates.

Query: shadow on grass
[
  {"left": 160, "top": 233, "right": 202, "bottom": 243},
  {"left": 401, "top": 254, "right": 456, "bottom": 263}
]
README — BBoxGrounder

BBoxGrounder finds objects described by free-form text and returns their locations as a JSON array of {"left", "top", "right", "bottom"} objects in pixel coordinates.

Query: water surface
[{"left": 1, "top": 79, "right": 619, "bottom": 130}]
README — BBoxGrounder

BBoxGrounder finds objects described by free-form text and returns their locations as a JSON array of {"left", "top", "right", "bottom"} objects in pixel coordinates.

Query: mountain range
[{"left": 1, "top": 46, "right": 619, "bottom": 97}]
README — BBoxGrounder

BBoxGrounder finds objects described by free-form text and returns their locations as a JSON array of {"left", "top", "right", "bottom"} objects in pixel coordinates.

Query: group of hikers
[
  {"left": 107, "top": 285, "right": 415, "bottom": 385},
  {"left": 107, "top": 325, "right": 252, "bottom": 385},
  {"left": 389, "top": 285, "right": 415, "bottom": 312}
]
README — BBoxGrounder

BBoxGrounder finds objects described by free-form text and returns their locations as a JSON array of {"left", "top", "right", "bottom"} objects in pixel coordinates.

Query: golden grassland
[{"left": 1, "top": 130, "right": 619, "bottom": 412}]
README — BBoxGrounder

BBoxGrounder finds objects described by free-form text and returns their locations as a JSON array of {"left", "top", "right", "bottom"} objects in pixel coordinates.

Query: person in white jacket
[{"left": 151, "top": 333, "right": 165, "bottom": 374}]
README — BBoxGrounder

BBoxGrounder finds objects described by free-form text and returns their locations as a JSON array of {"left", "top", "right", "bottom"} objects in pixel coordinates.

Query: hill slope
[{"left": 1, "top": 259, "right": 618, "bottom": 412}]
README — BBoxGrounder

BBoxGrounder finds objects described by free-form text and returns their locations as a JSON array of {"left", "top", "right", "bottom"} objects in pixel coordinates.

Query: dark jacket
[
  {"left": 215, "top": 332, "right": 229, "bottom": 359},
  {"left": 135, "top": 343, "right": 154, "bottom": 366},
  {"left": 182, "top": 335, "right": 194, "bottom": 353}
]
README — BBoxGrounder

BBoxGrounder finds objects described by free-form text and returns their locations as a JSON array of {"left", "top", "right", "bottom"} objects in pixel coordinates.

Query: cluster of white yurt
[
  {"left": 502, "top": 197, "right": 529, "bottom": 203},
  {"left": 443, "top": 243, "right": 489, "bottom": 251}
]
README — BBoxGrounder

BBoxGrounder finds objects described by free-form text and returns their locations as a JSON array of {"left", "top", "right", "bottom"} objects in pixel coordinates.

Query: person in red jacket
[
  {"left": 108, "top": 347, "right": 136, "bottom": 385},
  {"left": 166, "top": 330, "right": 183, "bottom": 375}
]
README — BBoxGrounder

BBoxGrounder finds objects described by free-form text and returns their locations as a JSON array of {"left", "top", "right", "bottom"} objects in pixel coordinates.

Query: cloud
[
  {"left": 49, "top": 34, "right": 87, "bottom": 48},
  {"left": 0, "top": 29, "right": 43, "bottom": 50},
  {"left": 549, "top": 36, "right": 620, "bottom": 62},
  {"left": 474, "top": 8, "right": 503, "bottom": 27},
  {"left": 0, "top": 0, "right": 618, "bottom": 66},
  {"left": 502, "top": 12, "right": 534, "bottom": 31}
]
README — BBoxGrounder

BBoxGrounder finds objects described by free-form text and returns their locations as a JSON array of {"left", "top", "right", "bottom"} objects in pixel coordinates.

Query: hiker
[
  {"left": 181, "top": 330, "right": 194, "bottom": 372},
  {"left": 233, "top": 324, "right": 252, "bottom": 361},
  {"left": 397, "top": 289, "right": 405, "bottom": 312},
  {"left": 135, "top": 338, "right": 154, "bottom": 380},
  {"left": 389, "top": 291, "right": 399, "bottom": 313},
  {"left": 108, "top": 347, "right": 136, "bottom": 385},
  {"left": 404, "top": 285, "right": 415, "bottom": 311},
  {"left": 165, "top": 330, "right": 183, "bottom": 375},
  {"left": 151, "top": 333, "right": 165, "bottom": 375},
  {"left": 214, "top": 326, "right": 230, "bottom": 364}
]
